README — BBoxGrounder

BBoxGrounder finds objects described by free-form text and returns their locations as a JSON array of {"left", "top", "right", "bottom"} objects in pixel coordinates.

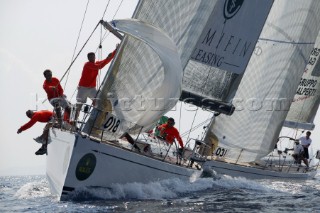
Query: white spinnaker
[
  {"left": 86, "top": 19, "right": 183, "bottom": 135},
  {"left": 283, "top": 32, "right": 320, "bottom": 130},
  {"left": 110, "top": 19, "right": 183, "bottom": 127},
  {"left": 207, "top": 0, "right": 320, "bottom": 162},
  {"left": 85, "top": 0, "right": 217, "bottom": 136}
]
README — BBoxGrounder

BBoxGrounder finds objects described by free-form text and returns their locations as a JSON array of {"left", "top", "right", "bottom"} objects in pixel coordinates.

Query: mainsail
[
  {"left": 131, "top": 0, "right": 274, "bottom": 115},
  {"left": 181, "top": 0, "right": 273, "bottom": 114},
  {"left": 283, "top": 33, "right": 320, "bottom": 130},
  {"left": 206, "top": 0, "right": 320, "bottom": 162}
]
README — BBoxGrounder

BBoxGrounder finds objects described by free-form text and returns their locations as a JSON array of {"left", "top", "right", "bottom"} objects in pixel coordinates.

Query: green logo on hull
[{"left": 75, "top": 153, "right": 96, "bottom": 181}]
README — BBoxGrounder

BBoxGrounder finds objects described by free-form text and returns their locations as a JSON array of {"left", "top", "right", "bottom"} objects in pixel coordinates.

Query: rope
[{"left": 63, "top": 0, "right": 90, "bottom": 91}]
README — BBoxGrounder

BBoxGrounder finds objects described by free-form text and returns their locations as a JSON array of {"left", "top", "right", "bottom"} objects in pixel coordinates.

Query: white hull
[
  {"left": 203, "top": 159, "right": 317, "bottom": 180},
  {"left": 46, "top": 129, "right": 317, "bottom": 200},
  {"left": 46, "top": 129, "right": 197, "bottom": 200}
]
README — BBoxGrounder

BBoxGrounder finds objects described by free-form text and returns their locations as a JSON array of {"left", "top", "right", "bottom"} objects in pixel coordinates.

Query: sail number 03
[
  {"left": 103, "top": 116, "right": 121, "bottom": 133},
  {"left": 215, "top": 147, "right": 228, "bottom": 157}
]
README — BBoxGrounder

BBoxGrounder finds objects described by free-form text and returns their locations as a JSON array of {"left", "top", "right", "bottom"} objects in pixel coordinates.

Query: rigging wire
[
  {"left": 63, "top": 0, "right": 90, "bottom": 91},
  {"left": 97, "top": 0, "right": 112, "bottom": 50},
  {"left": 99, "top": 0, "right": 125, "bottom": 47},
  {"left": 180, "top": 117, "right": 212, "bottom": 138},
  {"left": 60, "top": 21, "right": 101, "bottom": 84},
  {"left": 200, "top": 112, "right": 214, "bottom": 141},
  {"left": 185, "top": 108, "right": 198, "bottom": 142},
  {"left": 178, "top": 101, "right": 182, "bottom": 132},
  {"left": 111, "top": 0, "right": 124, "bottom": 20},
  {"left": 101, "top": 0, "right": 111, "bottom": 20},
  {"left": 95, "top": 0, "right": 113, "bottom": 92},
  {"left": 97, "top": 23, "right": 104, "bottom": 88}
]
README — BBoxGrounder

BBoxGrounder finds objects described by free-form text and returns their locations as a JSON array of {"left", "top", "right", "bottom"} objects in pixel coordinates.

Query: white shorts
[
  {"left": 76, "top": 86, "right": 98, "bottom": 103},
  {"left": 49, "top": 96, "right": 70, "bottom": 109}
]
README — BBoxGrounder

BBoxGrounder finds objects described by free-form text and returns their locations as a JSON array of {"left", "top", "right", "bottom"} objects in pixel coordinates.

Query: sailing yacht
[
  {"left": 201, "top": 0, "right": 320, "bottom": 179},
  {"left": 46, "top": 0, "right": 320, "bottom": 200}
]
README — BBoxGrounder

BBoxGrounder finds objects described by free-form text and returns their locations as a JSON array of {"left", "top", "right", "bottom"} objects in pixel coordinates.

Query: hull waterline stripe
[
  {"left": 92, "top": 149, "right": 190, "bottom": 177},
  {"left": 63, "top": 186, "right": 75, "bottom": 192}
]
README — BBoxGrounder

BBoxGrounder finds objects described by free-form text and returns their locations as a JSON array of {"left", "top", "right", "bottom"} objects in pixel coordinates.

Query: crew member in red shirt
[
  {"left": 157, "top": 117, "right": 184, "bottom": 149},
  {"left": 75, "top": 45, "right": 118, "bottom": 120},
  {"left": 17, "top": 110, "right": 54, "bottom": 155},
  {"left": 43, "top": 69, "right": 71, "bottom": 126}
]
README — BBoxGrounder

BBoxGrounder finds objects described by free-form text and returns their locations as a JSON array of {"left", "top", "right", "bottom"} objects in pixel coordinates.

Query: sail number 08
[{"left": 103, "top": 116, "right": 121, "bottom": 133}]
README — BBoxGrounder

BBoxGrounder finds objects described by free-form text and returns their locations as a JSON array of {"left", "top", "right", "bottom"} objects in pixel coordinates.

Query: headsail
[
  {"left": 283, "top": 33, "right": 320, "bottom": 130},
  {"left": 205, "top": 0, "right": 320, "bottom": 162},
  {"left": 84, "top": 19, "right": 183, "bottom": 137}
]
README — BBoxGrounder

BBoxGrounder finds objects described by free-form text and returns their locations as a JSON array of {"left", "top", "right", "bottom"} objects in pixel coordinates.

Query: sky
[
  {"left": 0, "top": 0, "right": 139, "bottom": 176},
  {"left": 1, "top": 0, "right": 320, "bottom": 176}
]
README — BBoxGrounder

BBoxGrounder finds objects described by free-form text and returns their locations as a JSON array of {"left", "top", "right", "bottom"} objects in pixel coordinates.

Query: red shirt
[
  {"left": 158, "top": 123, "right": 184, "bottom": 148},
  {"left": 43, "top": 77, "right": 63, "bottom": 100},
  {"left": 19, "top": 110, "right": 53, "bottom": 132},
  {"left": 78, "top": 50, "right": 116, "bottom": 88}
]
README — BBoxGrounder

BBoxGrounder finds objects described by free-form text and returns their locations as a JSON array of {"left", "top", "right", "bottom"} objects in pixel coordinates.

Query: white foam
[
  {"left": 14, "top": 179, "right": 51, "bottom": 199},
  {"left": 69, "top": 172, "right": 279, "bottom": 200},
  {"left": 70, "top": 176, "right": 217, "bottom": 200},
  {"left": 214, "top": 175, "right": 275, "bottom": 192}
]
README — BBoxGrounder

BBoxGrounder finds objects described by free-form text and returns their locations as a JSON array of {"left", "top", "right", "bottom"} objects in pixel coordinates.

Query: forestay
[
  {"left": 206, "top": 0, "right": 320, "bottom": 162},
  {"left": 283, "top": 32, "right": 320, "bottom": 130}
]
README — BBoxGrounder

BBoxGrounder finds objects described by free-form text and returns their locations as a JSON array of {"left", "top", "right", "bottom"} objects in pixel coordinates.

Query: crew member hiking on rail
[
  {"left": 17, "top": 110, "right": 54, "bottom": 155},
  {"left": 43, "top": 69, "right": 71, "bottom": 127}
]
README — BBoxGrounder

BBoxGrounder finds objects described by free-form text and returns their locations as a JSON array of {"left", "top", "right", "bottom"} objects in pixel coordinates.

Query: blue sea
[{"left": 1, "top": 173, "right": 320, "bottom": 212}]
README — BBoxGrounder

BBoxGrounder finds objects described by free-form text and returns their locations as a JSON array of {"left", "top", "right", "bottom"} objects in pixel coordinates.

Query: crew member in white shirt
[{"left": 299, "top": 131, "right": 312, "bottom": 161}]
